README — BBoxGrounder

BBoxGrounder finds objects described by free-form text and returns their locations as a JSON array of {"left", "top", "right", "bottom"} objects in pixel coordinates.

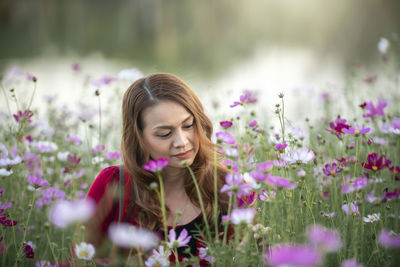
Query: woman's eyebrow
[{"left": 153, "top": 115, "right": 193, "bottom": 130}]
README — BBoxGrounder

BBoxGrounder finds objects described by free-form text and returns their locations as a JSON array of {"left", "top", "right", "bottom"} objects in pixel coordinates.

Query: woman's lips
[{"left": 173, "top": 150, "right": 192, "bottom": 159}]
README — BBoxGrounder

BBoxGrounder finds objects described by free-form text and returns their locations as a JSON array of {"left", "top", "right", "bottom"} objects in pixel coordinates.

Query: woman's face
[{"left": 141, "top": 100, "right": 199, "bottom": 168}]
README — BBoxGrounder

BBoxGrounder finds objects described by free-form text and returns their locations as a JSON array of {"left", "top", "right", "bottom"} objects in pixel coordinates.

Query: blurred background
[{"left": 1, "top": 0, "right": 399, "bottom": 123}]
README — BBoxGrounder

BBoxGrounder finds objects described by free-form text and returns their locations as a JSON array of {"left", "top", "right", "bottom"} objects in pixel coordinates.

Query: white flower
[
  {"left": 230, "top": 208, "right": 255, "bottom": 225},
  {"left": 57, "top": 151, "right": 70, "bottom": 161},
  {"left": 378, "top": 38, "right": 390, "bottom": 54},
  {"left": 32, "top": 141, "right": 58, "bottom": 153},
  {"left": 145, "top": 246, "right": 171, "bottom": 267},
  {"left": 74, "top": 242, "right": 95, "bottom": 260},
  {"left": 0, "top": 155, "right": 22, "bottom": 167},
  {"left": 0, "top": 168, "right": 13, "bottom": 176},
  {"left": 283, "top": 148, "right": 315, "bottom": 164},
  {"left": 289, "top": 126, "right": 309, "bottom": 140},
  {"left": 363, "top": 213, "right": 380, "bottom": 223},
  {"left": 199, "top": 247, "right": 216, "bottom": 263},
  {"left": 109, "top": 222, "right": 159, "bottom": 250},
  {"left": 49, "top": 199, "right": 95, "bottom": 228},
  {"left": 92, "top": 156, "right": 104, "bottom": 164},
  {"left": 118, "top": 68, "right": 143, "bottom": 82},
  {"left": 243, "top": 172, "right": 261, "bottom": 189}
]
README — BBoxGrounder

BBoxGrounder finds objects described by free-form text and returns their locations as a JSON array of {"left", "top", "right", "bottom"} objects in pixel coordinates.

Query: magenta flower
[
  {"left": 308, "top": 225, "right": 341, "bottom": 252},
  {"left": 105, "top": 151, "right": 121, "bottom": 160},
  {"left": 222, "top": 159, "right": 239, "bottom": 172},
  {"left": 381, "top": 188, "right": 400, "bottom": 202},
  {"left": 361, "top": 153, "right": 391, "bottom": 172},
  {"left": 265, "top": 245, "right": 321, "bottom": 267},
  {"left": 363, "top": 100, "right": 387, "bottom": 118},
  {"left": 322, "top": 162, "right": 341, "bottom": 176},
  {"left": 250, "top": 171, "right": 267, "bottom": 182},
  {"left": 390, "top": 166, "right": 400, "bottom": 180},
  {"left": 23, "top": 242, "right": 34, "bottom": 258},
  {"left": 238, "top": 191, "right": 257, "bottom": 208},
  {"left": 230, "top": 91, "right": 249, "bottom": 108},
  {"left": 216, "top": 131, "right": 236, "bottom": 144},
  {"left": 28, "top": 175, "right": 50, "bottom": 188},
  {"left": 342, "top": 202, "right": 360, "bottom": 216},
  {"left": 220, "top": 173, "right": 252, "bottom": 198},
  {"left": 0, "top": 192, "right": 18, "bottom": 227},
  {"left": 266, "top": 174, "right": 298, "bottom": 189},
  {"left": 378, "top": 230, "right": 400, "bottom": 249},
  {"left": 275, "top": 142, "right": 288, "bottom": 151},
  {"left": 327, "top": 118, "right": 351, "bottom": 139},
  {"left": 248, "top": 120, "right": 258, "bottom": 128},
  {"left": 219, "top": 121, "right": 233, "bottom": 128},
  {"left": 67, "top": 154, "right": 81, "bottom": 167},
  {"left": 342, "top": 177, "right": 368, "bottom": 194},
  {"left": 143, "top": 158, "right": 169, "bottom": 173},
  {"left": 230, "top": 208, "right": 255, "bottom": 224},
  {"left": 13, "top": 110, "right": 33, "bottom": 123},
  {"left": 256, "top": 161, "right": 274, "bottom": 172},
  {"left": 342, "top": 124, "right": 371, "bottom": 135},
  {"left": 167, "top": 228, "right": 191, "bottom": 249}
]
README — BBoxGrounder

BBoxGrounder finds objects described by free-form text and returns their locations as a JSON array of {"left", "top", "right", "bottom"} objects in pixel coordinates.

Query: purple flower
[
  {"left": 381, "top": 188, "right": 400, "bottom": 202},
  {"left": 342, "top": 258, "right": 365, "bottom": 267},
  {"left": 23, "top": 242, "right": 34, "bottom": 258},
  {"left": 0, "top": 194, "right": 18, "bottom": 226},
  {"left": 237, "top": 191, "right": 257, "bottom": 208},
  {"left": 250, "top": 171, "right": 267, "bottom": 182},
  {"left": 13, "top": 110, "right": 33, "bottom": 123},
  {"left": 65, "top": 135, "right": 82, "bottom": 145},
  {"left": 259, "top": 189, "right": 276, "bottom": 202},
  {"left": 342, "top": 202, "right": 360, "bottom": 216},
  {"left": 220, "top": 173, "right": 252, "bottom": 197},
  {"left": 36, "top": 187, "right": 65, "bottom": 208},
  {"left": 342, "top": 177, "right": 368, "bottom": 194},
  {"left": 91, "top": 144, "right": 105, "bottom": 155},
  {"left": 378, "top": 230, "right": 400, "bottom": 248},
  {"left": 248, "top": 120, "right": 258, "bottom": 128},
  {"left": 361, "top": 153, "right": 391, "bottom": 172},
  {"left": 215, "top": 131, "right": 236, "bottom": 144},
  {"left": 49, "top": 199, "right": 95, "bottom": 228},
  {"left": 222, "top": 159, "right": 239, "bottom": 172},
  {"left": 265, "top": 245, "right": 321, "bottom": 267},
  {"left": 219, "top": 121, "right": 233, "bottom": 128},
  {"left": 322, "top": 162, "right": 341, "bottom": 176},
  {"left": 256, "top": 161, "right": 274, "bottom": 172},
  {"left": 143, "top": 158, "right": 169, "bottom": 173},
  {"left": 342, "top": 124, "right": 371, "bottom": 135},
  {"left": 105, "top": 151, "right": 121, "bottom": 160},
  {"left": 27, "top": 175, "right": 50, "bottom": 188},
  {"left": 365, "top": 190, "right": 379, "bottom": 203},
  {"left": 308, "top": 225, "right": 341, "bottom": 252},
  {"left": 199, "top": 247, "right": 216, "bottom": 263},
  {"left": 72, "top": 63, "right": 81, "bottom": 72},
  {"left": 91, "top": 76, "right": 117, "bottom": 87},
  {"left": 327, "top": 118, "right": 351, "bottom": 139},
  {"left": 167, "top": 228, "right": 191, "bottom": 249},
  {"left": 230, "top": 91, "right": 249, "bottom": 108},
  {"left": 275, "top": 142, "right": 288, "bottom": 151},
  {"left": 230, "top": 208, "right": 255, "bottom": 224},
  {"left": 266, "top": 175, "right": 298, "bottom": 189},
  {"left": 363, "top": 100, "right": 387, "bottom": 118}
]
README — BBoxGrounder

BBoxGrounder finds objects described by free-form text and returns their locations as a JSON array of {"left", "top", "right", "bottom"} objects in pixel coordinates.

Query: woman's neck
[{"left": 161, "top": 166, "right": 186, "bottom": 192}]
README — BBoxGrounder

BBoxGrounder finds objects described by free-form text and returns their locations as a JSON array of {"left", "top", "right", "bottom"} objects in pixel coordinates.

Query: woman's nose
[{"left": 173, "top": 129, "right": 189, "bottom": 148}]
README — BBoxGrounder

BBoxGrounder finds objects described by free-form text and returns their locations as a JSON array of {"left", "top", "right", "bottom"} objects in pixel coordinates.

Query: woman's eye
[
  {"left": 183, "top": 123, "right": 194, "bottom": 129},
  {"left": 157, "top": 132, "right": 171, "bottom": 138}
]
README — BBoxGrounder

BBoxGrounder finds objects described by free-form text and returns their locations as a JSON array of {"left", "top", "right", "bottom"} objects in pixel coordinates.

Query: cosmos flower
[
  {"left": 381, "top": 188, "right": 400, "bottom": 202},
  {"left": 13, "top": 110, "right": 33, "bottom": 123},
  {"left": 363, "top": 100, "right": 387, "bottom": 118},
  {"left": 117, "top": 68, "right": 143, "bottom": 82},
  {"left": 283, "top": 148, "right": 315, "bottom": 164},
  {"left": 27, "top": 175, "right": 50, "bottom": 188},
  {"left": 258, "top": 189, "right": 276, "bottom": 202},
  {"left": 265, "top": 245, "right": 321, "bottom": 267},
  {"left": 65, "top": 135, "right": 82, "bottom": 145},
  {"left": 378, "top": 230, "right": 400, "bottom": 248},
  {"left": 32, "top": 141, "right": 58, "bottom": 153},
  {"left": 215, "top": 131, "right": 236, "bottom": 144},
  {"left": 342, "top": 258, "right": 365, "bottom": 267},
  {"left": 361, "top": 153, "right": 391, "bottom": 172},
  {"left": 365, "top": 190, "right": 379, "bottom": 203},
  {"left": 199, "top": 247, "right": 216, "bottom": 263},
  {"left": 342, "top": 202, "right": 360, "bottom": 217},
  {"left": 222, "top": 159, "right": 239, "bottom": 172},
  {"left": 220, "top": 173, "right": 252, "bottom": 198},
  {"left": 342, "top": 177, "right": 368, "bottom": 194},
  {"left": 265, "top": 175, "right": 298, "bottom": 189},
  {"left": 145, "top": 245, "right": 171, "bottom": 267},
  {"left": 275, "top": 142, "right": 287, "bottom": 151},
  {"left": 167, "top": 228, "right": 191, "bottom": 249},
  {"left": 308, "top": 224, "right": 341, "bottom": 252},
  {"left": 91, "top": 144, "right": 105, "bottom": 155},
  {"left": 91, "top": 76, "right": 117, "bottom": 87},
  {"left": 143, "top": 158, "right": 169, "bottom": 173},
  {"left": 109, "top": 223, "right": 159, "bottom": 249},
  {"left": 342, "top": 124, "right": 371, "bottom": 135},
  {"left": 248, "top": 120, "right": 258, "bottom": 128},
  {"left": 219, "top": 121, "right": 233, "bottom": 128},
  {"left": 256, "top": 161, "right": 274, "bottom": 172},
  {"left": 74, "top": 242, "right": 95, "bottom": 260},
  {"left": 230, "top": 208, "right": 255, "bottom": 224},
  {"left": 327, "top": 118, "right": 351, "bottom": 139},
  {"left": 322, "top": 162, "right": 341, "bottom": 176},
  {"left": 49, "top": 199, "right": 95, "bottom": 228},
  {"left": 363, "top": 213, "right": 380, "bottom": 223},
  {"left": 105, "top": 151, "right": 121, "bottom": 160},
  {"left": 378, "top": 37, "right": 390, "bottom": 54},
  {"left": 230, "top": 91, "right": 249, "bottom": 108},
  {"left": 23, "top": 242, "right": 34, "bottom": 258},
  {"left": 290, "top": 126, "right": 309, "bottom": 140}
]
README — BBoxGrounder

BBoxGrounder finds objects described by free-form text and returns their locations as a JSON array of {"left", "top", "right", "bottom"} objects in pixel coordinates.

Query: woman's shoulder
[{"left": 87, "top": 165, "right": 120, "bottom": 203}]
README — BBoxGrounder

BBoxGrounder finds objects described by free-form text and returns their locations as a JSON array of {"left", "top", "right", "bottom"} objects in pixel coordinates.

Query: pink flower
[
  {"left": 266, "top": 174, "right": 298, "bottom": 189},
  {"left": 265, "top": 245, "right": 321, "bottom": 267},
  {"left": 167, "top": 228, "right": 191, "bottom": 249},
  {"left": 342, "top": 258, "right": 365, "bottom": 267},
  {"left": 65, "top": 135, "right": 82, "bottom": 145},
  {"left": 13, "top": 110, "right": 33, "bottom": 123},
  {"left": 219, "top": 121, "right": 233, "bottom": 128},
  {"left": 230, "top": 208, "right": 255, "bottom": 224},
  {"left": 378, "top": 230, "right": 400, "bottom": 249},
  {"left": 91, "top": 76, "right": 117, "bottom": 87},
  {"left": 220, "top": 173, "right": 252, "bottom": 198},
  {"left": 256, "top": 161, "right": 274, "bottom": 172},
  {"left": 342, "top": 124, "right": 370, "bottom": 135},
  {"left": 342, "top": 177, "right": 368, "bottom": 194},
  {"left": 259, "top": 189, "right": 276, "bottom": 202},
  {"left": 142, "top": 158, "right": 169, "bottom": 173},
  {"left": 49, "top": 199, "right": 95, "bottom": 228},
  {"left": 322, "top": 162, "right": 341, "bottom": 176},
  {"left": 230, "top": 91, "right": 249, "bottom": 108},
  {"left": 275, "top": 141, "right": 288, "bottom": 151},
  {"left": 27, "top": 175, "right": 50, "bottom": 188},
  {"left": 91, "top": 144, "right": 105, "bottom": 155},
  {"left": 222, "top": 159, "right": 239, "bottom": 172},
  {"left": 216, "top": 131, "right": 236, "bottom": 144},
  {"left": 363, "top": 100, "right": 387, "bottom": 118},
  {"left": 342, "top": 202, "right": 360, "bottom": 216},
  {"left": 248, "top": 120, "right": 258, "bottom": 128},
  {"left": 308, "top": 225, "right": 341, "bottom": 252},
  {"left": 105, "top": 151, "right": 121, "bottom": 160},
  {"left": 199, "top": 247, "right": 216, "bottom": 263},
  {"left": 361, "top": 153, "right": 391, "bottom": 172}
]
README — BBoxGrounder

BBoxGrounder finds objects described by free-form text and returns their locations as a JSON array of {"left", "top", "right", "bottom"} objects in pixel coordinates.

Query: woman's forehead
[{"left": 142, "top": 100, "right": 193, "bottom": 129}]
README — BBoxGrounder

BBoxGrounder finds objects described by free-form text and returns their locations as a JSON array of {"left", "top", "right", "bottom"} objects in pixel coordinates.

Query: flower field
[{"left": 1, "top": 40, "right": 400, "bottom": 266}]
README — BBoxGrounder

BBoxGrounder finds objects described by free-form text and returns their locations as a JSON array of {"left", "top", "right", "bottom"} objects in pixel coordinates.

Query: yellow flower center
[
  {"left": 370, "top": 217, "right": 375, "bottom": 221},
  {"left": 354, "top": 130, "right": 360, "bottom": 134},
  {"left": 79, "top": 251, "right": 88, "bottom": 257},
  {"left": 372, "top": 166, "right": 378, "bottom": 171},
  {"left": 394, "top": 170, "right": 398, "bottom": 174},
  {"left": 331, "top": 170, "right": 336, "bottom": 175}
]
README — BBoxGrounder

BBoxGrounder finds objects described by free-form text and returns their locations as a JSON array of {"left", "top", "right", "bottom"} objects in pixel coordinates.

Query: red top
[{"left": 87, "top": 166, "right": 210, "bottom": 266}]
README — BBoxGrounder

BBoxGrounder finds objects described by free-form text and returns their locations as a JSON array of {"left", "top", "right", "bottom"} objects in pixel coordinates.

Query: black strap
[{"left": 118, "top": 165, "right": 135, "bottom": 223}]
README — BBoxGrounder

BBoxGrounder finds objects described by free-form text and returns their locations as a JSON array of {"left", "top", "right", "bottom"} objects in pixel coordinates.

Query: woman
[{"left": 85, "top": 73, "right": 229, "bottom": 264}]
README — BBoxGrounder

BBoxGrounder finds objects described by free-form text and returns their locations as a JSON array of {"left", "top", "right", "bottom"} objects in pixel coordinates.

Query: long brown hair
[{"left": 121, "top": 73, "right": 228, "bottom": 231}]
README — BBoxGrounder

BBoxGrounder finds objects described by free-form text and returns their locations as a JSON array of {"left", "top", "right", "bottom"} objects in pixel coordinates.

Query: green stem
[
  {"left": 157, "top": 172, "right": 169, "bottom": 240},
  {"left": 0, "top": 83, "right": 12, "bottom": 118},
  {"left": 26, "top": 81, "right": 37, "bottom": 111},
  {"left": 213, "top": 147, "right": 219, "bottom": 239},
  {"left": 223, "top": 195, "right": 233, "bottom": 245},
  {"left": 185, "top": 163, "right": 212, "bottom": 241},
  {"left": 97, "top": 93, "right": 102, "bottom": 145},
  {"left": 46, "top": 231, "right": 58, "bottom": 265}
]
